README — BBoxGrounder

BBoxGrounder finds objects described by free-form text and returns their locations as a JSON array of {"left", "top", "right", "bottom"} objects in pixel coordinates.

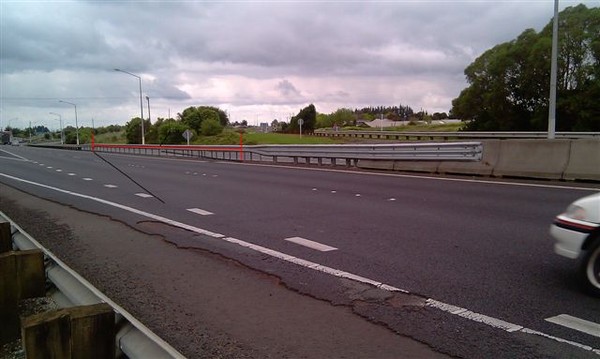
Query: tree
[
  {"left": 201, "top": 118, "right": 223, "bottom": 136},
  {"left": 159, "top": 120, "right": 188, "bottom": 144},
  {"left": 289, "top": 104, "right": 317, "bottom": 133},
  {"left": 178, "top": 106, "right": 229, "bottom": 133},
  {"left": 125, "top": 117, "right": 150, "bottom": 144},
  {"left": 451, "top": 4, "right": 600, "bottom": 131}
]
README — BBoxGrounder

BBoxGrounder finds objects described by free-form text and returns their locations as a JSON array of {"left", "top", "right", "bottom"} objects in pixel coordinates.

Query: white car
[{"left": 550, "top": 192, "right": 600, "bottom": 296}]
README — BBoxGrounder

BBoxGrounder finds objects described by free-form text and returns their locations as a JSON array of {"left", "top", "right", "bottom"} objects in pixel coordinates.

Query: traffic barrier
[
  {"left": 492, "top": 140, "right": 571, "bottom": 180},
  {"left": 0, "top": 214, "right": 186, "bottom": 359},
  {"left": 29, "top": 139, "right": 599, "bottom": 182},
  {"left": 438, "top": 140, "right": 501, "bottom": 176},
  {"left": 563, "top": 139, "right": 600, "bottom": 182}
]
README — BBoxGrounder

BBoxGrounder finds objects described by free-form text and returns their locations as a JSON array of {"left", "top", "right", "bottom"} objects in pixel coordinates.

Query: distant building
[{"left": 260, "top": 122, "right": 269, "bottom": 133}]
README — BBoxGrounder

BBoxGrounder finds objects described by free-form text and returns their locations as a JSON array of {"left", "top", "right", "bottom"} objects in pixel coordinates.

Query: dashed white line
[
  {"left": 104, "top": 184, "right": 118, "bottom": 188},
  {"left": 546, "top": 314, "right": 600, "bottom": 338},
  {"left": 68, "top": 173, "right": 76, "bottom": 176},
  {"left": 46, "top": 166, "right": 53, "bottom": 169},
  {"left": 1, "top": 172, "right": 598, "bottom": 356},
  {"left": 135, "top": 193, "right": 153, "bottom": 198},
  {"left": 284, "top": 237, "right": 338, "bottom": 252},
  {"left": 187, "top": 208, "right": 214, "bottom": 216},
  {"left": 388, "top": 198, "right": 396, "bottom": 201},
  {"left": 82, "top": 178, "right": 93, "bottom": 181},
  {"left": 56, "top": 169, "right": 63, "bottom": 172}
]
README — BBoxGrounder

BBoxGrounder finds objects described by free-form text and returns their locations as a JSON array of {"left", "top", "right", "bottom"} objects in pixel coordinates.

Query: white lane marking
[
  {"left": 388, "top": 198, "right": 396, "bottom": 201},
  {"left": 284, "top": 237, "right": 338, "bottom": 252},
  {"left": 331, "top": 190, "right": 337, "bottom": 193},
  {"left": 46, "top": 166, "right": 53, "bottom": 169},
  {"left": 68, "top": 173, "right": 76, "bottom": 176},
  {"left": 355, "top": 194, "right": 361, "bottom": 197},
  {"left": 135, "top": 193, "right": 153, "bottom": 198},
  {"left": 0, "top": 171, "right": 598, "bottom": 356},
  {"left": 0, "top": 148, "right": 29, "bottom": 161},
  {"left": 187, "top": 208, "right": 214, "bottom": 216},
  {"left": 0, "top": 173, "right": 223, "bottom": 238},
  {"left": 56, "top": 169, "right": 63, "bottom": 172},
  {"left": 243, "top": 162, "right": 600, "bottom": 192},
  {"left": 82, "top": 178, "right": 93, "bottom": 181},
  {"left": 104, "top": 184, "right": 118, "bottom": 188},
  {"left": 312, "top": 188, "right": 317, "bottom": 191},
  {"left": 546, "top": 314, "right": 600, "bottom": 338}
]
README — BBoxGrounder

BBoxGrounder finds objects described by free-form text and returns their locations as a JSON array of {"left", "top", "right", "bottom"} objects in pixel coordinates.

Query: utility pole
[{"left": 547, "top": 0, "right": 559, "bottom": 139}]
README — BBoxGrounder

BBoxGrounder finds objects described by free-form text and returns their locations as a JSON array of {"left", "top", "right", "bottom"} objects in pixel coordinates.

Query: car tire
[{"left": 579, "top": 236, "right": 600, "bottom": 297}]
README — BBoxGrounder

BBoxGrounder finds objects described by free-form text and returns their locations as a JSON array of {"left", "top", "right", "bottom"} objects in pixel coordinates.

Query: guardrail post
[
  {"left": 21, "top": 303, "right": 115, "bottom": 359},
  {"left": 0, "top": 249, "right": 45, "bottom": 344},
  {"left": 0, "top": 221, "right": 11, "bottom": 253}
]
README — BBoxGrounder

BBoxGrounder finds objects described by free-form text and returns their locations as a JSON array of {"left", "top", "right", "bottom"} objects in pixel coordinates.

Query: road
[{"left": 1, "top": 145, "right": 599, "bottom": 358}]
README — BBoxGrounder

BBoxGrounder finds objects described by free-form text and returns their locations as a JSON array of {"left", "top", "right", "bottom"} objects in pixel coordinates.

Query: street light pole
[
  {"left": 49, "top": 112, "right": 63, "bottom": 144},
  {"left": 114, "top": 68, "right": 145, "bottom": 144},
  {"left": 58, "top": 100, "right": 79, "bottom": 145},
  {"left": 146, "top": 96, "right": 151, "bottom": 125},
  {"left": 547, "top": 0, "right": 559, "bottom": 139}
]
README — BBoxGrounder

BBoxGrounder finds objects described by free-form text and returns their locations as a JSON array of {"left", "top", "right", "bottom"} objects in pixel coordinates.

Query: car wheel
[{"left": 579, "top": 237, "right": 600, "bottom": 297}]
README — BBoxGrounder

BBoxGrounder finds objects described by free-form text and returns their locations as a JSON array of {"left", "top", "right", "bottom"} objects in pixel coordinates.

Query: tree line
[{"left": 451, "top": 4, "right": 599, "bottom": 131}]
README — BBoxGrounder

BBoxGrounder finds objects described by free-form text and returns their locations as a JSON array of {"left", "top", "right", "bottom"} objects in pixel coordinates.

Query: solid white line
[
  {"left": 187, "top": 208, "right": 214, "bottom": 216},
  {"left": 0, "top": 171, "right": 598, "bottom": 356},
  {"left": 0, "top": 148, "right": 29, "bottom": 161},
  {"left": 0, "top": 173, "right": 223, "bottom": 239},
  {"left": 241, "top": 162, "right": 600, "bottom": 192},
  {"left": 284, "top": 237, "right": 338, "bottom": 252},
  {"left": 546, "top": 314, "right": 600, "bottom": 338},
  {"left": 135, "top": 193, "right": 153, "bottom": 198}
]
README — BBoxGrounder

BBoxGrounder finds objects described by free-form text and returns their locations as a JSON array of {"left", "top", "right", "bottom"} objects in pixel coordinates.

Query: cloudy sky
[{"left": 1, "top": 0, "right": 596, "bottom": 130}]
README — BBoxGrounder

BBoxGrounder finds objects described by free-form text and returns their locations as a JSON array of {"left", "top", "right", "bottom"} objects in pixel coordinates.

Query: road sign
[{"left": 183, "top": 129, "right": 194, "bottom": 145}]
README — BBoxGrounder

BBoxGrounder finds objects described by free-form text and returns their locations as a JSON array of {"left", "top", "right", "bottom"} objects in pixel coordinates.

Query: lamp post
[
  {"left": 146, "top": 96, "right": 151, "bottom": 125},
  {"left": 49, "top": 112, "right": 64, "bottom": 144},
  {"left": 114, "top": 68, "right": 145, "bottom": 144},
  {"left": 58, "top": 100, "right": 79, "bottom": 145},
  {"left": 547, "top": 0, "right": 559, "bottom": 139}
]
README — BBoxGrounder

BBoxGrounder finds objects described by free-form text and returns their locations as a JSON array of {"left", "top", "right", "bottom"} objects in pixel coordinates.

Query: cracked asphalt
[{"left": 1, "top": 184, "right": 450, "bottom": 358}]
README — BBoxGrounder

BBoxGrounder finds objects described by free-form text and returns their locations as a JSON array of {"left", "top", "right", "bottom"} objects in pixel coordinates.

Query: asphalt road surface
[{"left": 1, "top": 145, "right": 599, "bottom": 358}]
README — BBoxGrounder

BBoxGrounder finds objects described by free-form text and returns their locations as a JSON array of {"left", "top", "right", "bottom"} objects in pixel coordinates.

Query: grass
[
  {"left": 93, "top": 130, "right": 126, "bottom": 144},
  {"left": 242, "top": 132, "right": 344, "bottom": 145},
  {"left": 89, "top": 123, "right": 465, "bottom": 146}
]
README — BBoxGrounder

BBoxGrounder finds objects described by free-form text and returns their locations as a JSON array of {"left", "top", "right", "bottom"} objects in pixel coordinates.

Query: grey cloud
[{"left": 276, "top": 80, "right": 301, "bottom": 97}]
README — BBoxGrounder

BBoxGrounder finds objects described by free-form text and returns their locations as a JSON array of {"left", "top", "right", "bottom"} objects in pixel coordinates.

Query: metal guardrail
[
  {"left": 248, "top": 142, "right": 483, "bottom": 161},
  {"left": 30, "top": 142, "right": 484, "bottom": 164},
  {"left": 1, "top": 212, "right": 186, "bottom": 359},
  {"left": 314, "top": 129, "right": 600, "bottom": 140}
]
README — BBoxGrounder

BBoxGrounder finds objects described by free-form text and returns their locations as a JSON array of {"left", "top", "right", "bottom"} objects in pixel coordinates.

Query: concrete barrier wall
[
  {"left": 356, "top": 139, "right": 600, "bottom": 182},
  {"left": 563, "top": 140, "right": 600, "bottom": 182}
]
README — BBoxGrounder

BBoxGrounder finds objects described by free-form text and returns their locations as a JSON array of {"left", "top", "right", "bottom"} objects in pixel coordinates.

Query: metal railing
[
  {"left": 314, "top": 129, "right": 600, "bottom": 140},
  {"left": 30, "top": 142, "right": 483, "bottom": 165},
  {"left": 1, "top": 212, "right": 186, "bottom": 359}
]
